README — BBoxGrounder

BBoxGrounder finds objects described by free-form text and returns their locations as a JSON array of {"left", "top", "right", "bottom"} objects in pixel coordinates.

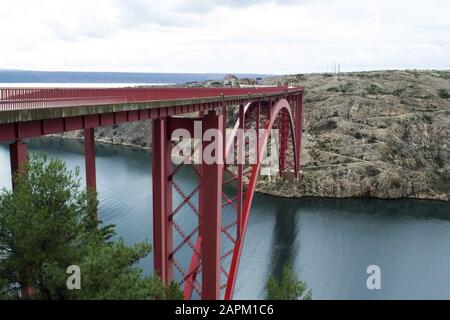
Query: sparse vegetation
[
  {"left": 437, "top": 89, "right": 449, "bottom": 99},
  {"left": 367, "top": 83, "right": 382, "bottom": 95},
  {"left": 366, "top": 165, "right": 381, "bottom": 177},
  {"left": 326, "top": 120, "right": 338, "bottom": 130},
  {"left": 339, "top": 82, "right": 355, "bottom": 93},
  {"left": 390, "top": 175, "right": 402, "bottom": 189},
  {"left": 266, "top": 262, "right": 312, "bottom": 300},
  {"left": 354, "top": 131, "right": 363, "bottom": 139}
]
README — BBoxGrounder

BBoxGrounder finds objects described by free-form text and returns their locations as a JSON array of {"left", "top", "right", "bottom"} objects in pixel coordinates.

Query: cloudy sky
[{"left": 0, "top": 0, "right": 449, "bottom": 74}]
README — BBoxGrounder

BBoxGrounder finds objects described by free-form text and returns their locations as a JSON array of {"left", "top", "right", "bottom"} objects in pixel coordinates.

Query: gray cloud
[
  {"left": 115, "top": 0, "right": 200, "bottom": 28},
  {"left": 1, "top": 0, "right": 449, "bottom": 73},
  {"left": 114, "top": 0, "right": 305, "bottom": 28}
]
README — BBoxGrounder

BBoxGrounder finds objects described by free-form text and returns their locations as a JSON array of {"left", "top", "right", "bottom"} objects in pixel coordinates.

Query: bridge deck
[
  {"left": 0, "top": 86, "right": 303, "bottom": 124},
  {"left": 0, "top": 86, "right": 303, "bottom": 143}
]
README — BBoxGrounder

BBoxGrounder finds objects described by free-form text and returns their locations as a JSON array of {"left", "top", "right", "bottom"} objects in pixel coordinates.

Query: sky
[{"left": 0, "top": 0, "right": 449, "bottom": 74}]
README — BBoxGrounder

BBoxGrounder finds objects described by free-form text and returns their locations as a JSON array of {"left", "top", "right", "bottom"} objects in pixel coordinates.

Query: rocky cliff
[
  {"left": 61, "top": 70, "right": 450, "bottom": 201},
  {"left": 259, "top": 70, "right": 449, "bottom": 201}
]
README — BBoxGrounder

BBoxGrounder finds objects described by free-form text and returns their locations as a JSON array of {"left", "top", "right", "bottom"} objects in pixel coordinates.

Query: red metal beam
[
  {"left": 9, "top": 141, "right": 28, "bottom": 189},
  {"left": 152, "top": 118, "right": 173, "bottom": 284},
  {"left": 183, "top": 237, "right": 202, "bottom": 299},
  {"left": 224, "top": 98, "right": 299, "bottom": 300},
  {"left": 256, "top": 102, "right": 261, "bottom": 160},
  {"left": 295, "top": 93, "right": 304, "bottom": 175},
  {"left": 236, "top": 105, "right": 245, "bottom": 241},
  {"left": 279, "top": 109, "right": 289, "bottom": 175},
  {"left": 84, "top": 128, "right": 97, "bottom": 192},
  {"left": 200, "top": 111, "right": 224, "bottom": 300}
]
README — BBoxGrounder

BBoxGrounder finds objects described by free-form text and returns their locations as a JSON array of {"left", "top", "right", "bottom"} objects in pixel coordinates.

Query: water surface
[{"left": 0, "top": 138, "right": 449, "bottom": 299}]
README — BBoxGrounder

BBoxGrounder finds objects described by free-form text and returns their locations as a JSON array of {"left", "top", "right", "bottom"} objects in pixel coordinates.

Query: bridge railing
[{"left": 0, "top": 87, "right": 301, "bottom": 111}]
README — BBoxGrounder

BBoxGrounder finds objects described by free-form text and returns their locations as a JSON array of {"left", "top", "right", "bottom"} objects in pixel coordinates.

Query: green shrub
[
  {"left": 339, "top": 82, "right": 355, "bottom": 94},
  {"left": 367, "top": 84, "right": 380, "bottom": 95},
  {"left": 390, "top": 175, "right": 401, "bottom": 188},
  {"left": 266, "top": 262, "right": 312, "bottom": 300},
  {"left": 437, "top": 89, "right": 450, "bottom": 99},
  {"left": 326, "top": 120, "right": 338, "bottom": 130}
]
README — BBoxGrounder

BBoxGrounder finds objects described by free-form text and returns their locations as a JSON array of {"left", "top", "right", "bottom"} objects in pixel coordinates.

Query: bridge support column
[
  {"left": 10, "top": 141, "right": 28, "bottom": 189},
  {"left": 200, "top": 111, "right": 224, "bottom": 300},
  {"left": 236, "top": 105, "right": 244, "bottom": 241},
  {"left": 295, "top": 93, "right": 304, "bottom": 176},
  {"left": 152, "top": 118, "right": 173, "bottom": 284},
  {"left": 256, "top": 102, "right": 260, "bottom": 160},
  {"left": 279, "top": 109, "right": 289, "bottom": 175},
  {"left": 84, "top": 128, "right": 96, "bottom": 192}
]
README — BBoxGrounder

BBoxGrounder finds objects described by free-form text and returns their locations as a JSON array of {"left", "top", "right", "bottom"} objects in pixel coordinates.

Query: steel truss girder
[{"left": 151, "top": 94, "right": 303, "bottom": 300}]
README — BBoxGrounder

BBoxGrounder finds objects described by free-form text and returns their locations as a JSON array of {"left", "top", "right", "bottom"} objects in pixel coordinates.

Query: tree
[
  {"left": 0, "top": 153, "right": 182, "bottom": 300},
  {"left": 266, "top": 262, "right": 312, "bottom": 300}
]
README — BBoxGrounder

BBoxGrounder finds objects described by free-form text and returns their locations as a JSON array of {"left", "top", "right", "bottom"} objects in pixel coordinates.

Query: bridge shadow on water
[
  {"left": 267, "top": 204, "right": 298, "bottom": 282},
  {"left": 265, "top": 195, "right": 449, "bottom": 299},
  {"left": 266, "top": 195, "right": 450, "bottom": 273}
]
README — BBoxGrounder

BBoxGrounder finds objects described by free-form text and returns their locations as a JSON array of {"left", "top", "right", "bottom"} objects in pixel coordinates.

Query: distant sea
[{"left": 0, "top": 70, "right": 269, "bottom": 86}]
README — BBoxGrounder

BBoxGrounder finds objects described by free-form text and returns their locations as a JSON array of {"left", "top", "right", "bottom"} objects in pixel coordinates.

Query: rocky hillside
[
  {"left": 59, "top": 120, "right": 152, "bottom": 148},
  {"left": 259, "top": 70, "right": 450, "bottom": 201},
  {"left": 61, "top": 70, "right": 450, "bottom": 201}
]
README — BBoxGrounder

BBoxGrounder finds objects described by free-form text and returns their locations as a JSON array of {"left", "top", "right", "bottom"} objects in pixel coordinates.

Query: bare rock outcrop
[
  {"left": 62, "top": 70, "right": 450, "bottom": 201},
  {"left": 259, "top": 70, "right": 450, "bottom": 201}
]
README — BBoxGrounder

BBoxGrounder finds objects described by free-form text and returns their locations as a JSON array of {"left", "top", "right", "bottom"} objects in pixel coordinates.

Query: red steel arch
[
  {"left": 224, "top": 98, "right": 299, "bottom": 299},
  {"left": 181, "top": 100, "right": 268, "bottom": 300},
  {"left": 165, "top": 97, "right": 301, "bottom": 300}
]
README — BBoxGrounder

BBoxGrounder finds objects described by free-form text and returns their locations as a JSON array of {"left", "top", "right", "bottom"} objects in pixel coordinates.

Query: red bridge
[{"left": 0, "top": 86, "right": 304, "bottom": 300}]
